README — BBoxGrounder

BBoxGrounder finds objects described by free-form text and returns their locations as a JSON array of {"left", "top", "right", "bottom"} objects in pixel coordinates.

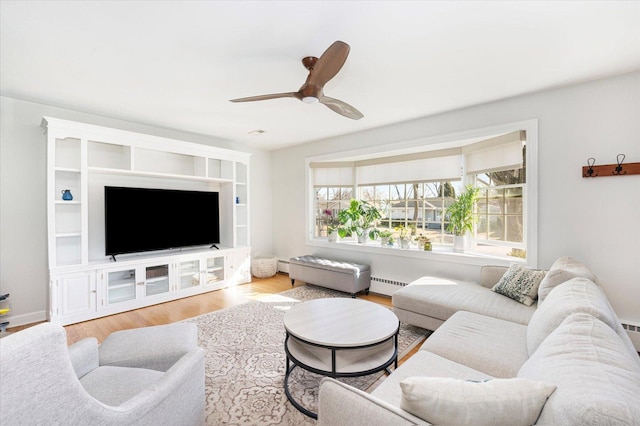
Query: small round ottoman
[{"left": 251, "top": 255, "right": 278, "bottom": 278}]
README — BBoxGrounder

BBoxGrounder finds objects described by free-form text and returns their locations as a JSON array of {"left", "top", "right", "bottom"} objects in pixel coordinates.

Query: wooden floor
[{"left": 10, "top": 272, "right": 420, "bottom": 364}]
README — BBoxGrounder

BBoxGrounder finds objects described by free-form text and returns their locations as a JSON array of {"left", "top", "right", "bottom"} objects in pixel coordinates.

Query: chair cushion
[
  {"left": 80, "top": 365, "right": 163, "bottom": 406},
  {"left": 518, "top": 313, "right": 640, "bottom": 425},
  {"left": 399, "top": 377, "right": 556, "bottom": 426},
  {"left": 99, "top": 323, "right": 198, "bottom": 372},
  {"left": 537, "top": 257, "right": 597, "bottom": 303}
]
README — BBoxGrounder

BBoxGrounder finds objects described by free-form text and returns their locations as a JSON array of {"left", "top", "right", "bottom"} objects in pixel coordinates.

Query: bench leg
[
  {"left": 365, "top": 288, "right": 370, "bottom": 295},
  {"left": 290, "top": 278, "right": 295, "bottom": 286}
]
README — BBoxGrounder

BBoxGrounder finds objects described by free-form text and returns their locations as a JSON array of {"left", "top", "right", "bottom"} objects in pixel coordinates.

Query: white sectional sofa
[{"left": 317, "top": 257, "right": 640, "bottom": 425}]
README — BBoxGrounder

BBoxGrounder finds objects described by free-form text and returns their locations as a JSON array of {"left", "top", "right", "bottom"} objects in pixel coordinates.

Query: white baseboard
[{"left": 2, "top": 311, "right": 47, "bottom": 328}]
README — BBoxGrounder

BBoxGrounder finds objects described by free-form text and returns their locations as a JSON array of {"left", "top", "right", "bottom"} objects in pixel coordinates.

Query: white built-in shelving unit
[{"left": 43, "top": 117, "right": 252, "bottom": 325}]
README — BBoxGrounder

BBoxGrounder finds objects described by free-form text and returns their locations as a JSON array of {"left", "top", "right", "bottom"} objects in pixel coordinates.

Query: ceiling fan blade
[
  {"left": 308, "top": 41, "right": 350, "bottom": 87},
  {"left": 320, "top": 96, "right": 364, "bottom": 120},
  {"left": 229, "top": 92, "right": 300, "bottom": 102}
]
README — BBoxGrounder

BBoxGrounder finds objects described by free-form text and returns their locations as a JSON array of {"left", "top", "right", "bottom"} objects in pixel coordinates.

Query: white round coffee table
[{"left": 283, "top": 298, "right": 400, "bottom": 419}]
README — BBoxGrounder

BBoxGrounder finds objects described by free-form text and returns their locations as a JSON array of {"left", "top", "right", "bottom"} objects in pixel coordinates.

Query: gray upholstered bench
[{"left": 289, "top": 255, "right": 371, "bottom": 298}]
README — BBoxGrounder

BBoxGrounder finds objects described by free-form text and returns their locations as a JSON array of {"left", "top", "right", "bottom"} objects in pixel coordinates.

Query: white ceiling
[{"left": 2, "top": 1, "right": 639, "bottom": 150}]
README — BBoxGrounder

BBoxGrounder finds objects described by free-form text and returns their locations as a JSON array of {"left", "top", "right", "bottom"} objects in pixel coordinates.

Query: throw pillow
[
  {"left": 400, "top": 377, "right": 556, "bottom": 426},
  {"left": 491, "top": 264, "right": 546, "bottom": 306}
]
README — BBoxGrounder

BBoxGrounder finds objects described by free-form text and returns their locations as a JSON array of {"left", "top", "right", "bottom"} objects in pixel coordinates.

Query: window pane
[
  {"left": 505, "top": 187, "right": 523, "bottom": 214},
  {"left": 316, "top": 187, "right": 327, "bottom": 201},
  {"left": 505, "top": 216, "right": 524, "bottom": 242},
  {"left": 329, "top": 187, "right": 341, "bottom": 200},
  {"left": 390, "top": 184, "right": 405, "bottom": 200},
  {"left": 360, "top": 185, "right": 375, "bottom": 201},
  {"left": 472, "top": 165, "right": 525, "bottom": 255}
]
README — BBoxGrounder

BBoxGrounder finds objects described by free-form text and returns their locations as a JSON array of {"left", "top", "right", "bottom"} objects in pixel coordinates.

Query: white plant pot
[
  {"left": 357, "top": 233, "right": 369, "bottom": 244},
  {"left": 400, "top": 238, "right": 410, "bottom": 249},
  {"left": 328, "top": 231, "right": 339, "bottom": 243},
  {"left": 453, "top": 235, "right": 466, "bottom": 253},
  {"left": 381, "top": 237, "right": 389, "bottom": 246}
]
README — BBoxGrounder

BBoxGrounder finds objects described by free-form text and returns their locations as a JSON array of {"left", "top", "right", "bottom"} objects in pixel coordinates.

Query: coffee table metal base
[{"left": 283, "top": 330, "right": 399, "bottom": 419}]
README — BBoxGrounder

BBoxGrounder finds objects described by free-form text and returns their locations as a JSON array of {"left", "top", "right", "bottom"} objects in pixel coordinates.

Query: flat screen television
[{"left": 104, "top": 186, "right": 220, "bottom": 257}]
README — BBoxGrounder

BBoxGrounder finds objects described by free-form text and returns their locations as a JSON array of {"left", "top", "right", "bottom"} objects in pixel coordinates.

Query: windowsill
[{"left": 306, "top": 238, "right": 526, "bottom": 267}]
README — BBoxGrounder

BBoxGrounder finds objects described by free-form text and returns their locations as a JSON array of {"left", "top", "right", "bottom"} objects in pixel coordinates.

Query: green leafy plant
[
  {"left": 337, "top": 199, "right": 382, "bottom": 239},
  {"left": 446, "top": 185, "right": 480, "bottom": 236},
  {"left": 378, "top": 229, "right": 393, "bottom": 238}
]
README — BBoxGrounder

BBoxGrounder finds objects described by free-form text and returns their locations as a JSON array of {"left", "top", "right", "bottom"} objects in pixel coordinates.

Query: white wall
[
  {"left": 0, "top": 96, "right": 273, "bottom": 325},
  {"left": 272, "top": 71, "right": 640, "bottom": 324}
]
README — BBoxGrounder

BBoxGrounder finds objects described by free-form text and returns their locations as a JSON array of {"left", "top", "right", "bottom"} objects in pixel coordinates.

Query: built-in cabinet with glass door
[{"left": 44, "top": 117, "right": 252, "bottom": 326}]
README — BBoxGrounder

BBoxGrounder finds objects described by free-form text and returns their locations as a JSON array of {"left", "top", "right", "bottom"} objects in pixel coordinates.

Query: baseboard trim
[{"left": 3, "top": 310, "right": 47, "bottom": 328}]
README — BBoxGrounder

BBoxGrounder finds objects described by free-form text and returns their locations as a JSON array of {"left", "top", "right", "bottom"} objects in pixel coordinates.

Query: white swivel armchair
[{"left": 0, "top": 322, "right": 205, "bottom": 425}]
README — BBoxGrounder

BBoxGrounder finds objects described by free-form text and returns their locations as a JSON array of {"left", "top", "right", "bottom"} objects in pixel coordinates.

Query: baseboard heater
[
  {"left": 621, "top": 322, "right": 640, "bottom": 353},
  {"left": 371, "top": 277, "right": 409, "bottom": 287},
  {"left": 277, "top": 259, "right": 290, "bottom": 274}
]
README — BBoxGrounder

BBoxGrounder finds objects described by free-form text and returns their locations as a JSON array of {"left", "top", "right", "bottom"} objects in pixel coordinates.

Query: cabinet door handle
[
  {"left": 91, "top": 290, "right": 97, "bottom": 293},
  {"left": 137, "top": 282, "right": 145, "bottom": 286}
]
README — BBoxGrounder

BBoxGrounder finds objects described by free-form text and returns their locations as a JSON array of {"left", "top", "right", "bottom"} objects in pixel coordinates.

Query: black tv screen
[{"left": 105, "top": 186, "right": 220, "bottom": 256}]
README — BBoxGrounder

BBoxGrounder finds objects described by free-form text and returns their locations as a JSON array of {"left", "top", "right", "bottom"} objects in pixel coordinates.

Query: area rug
[{"left": 186, "top": 285, "right": 430, "bottom": 425}]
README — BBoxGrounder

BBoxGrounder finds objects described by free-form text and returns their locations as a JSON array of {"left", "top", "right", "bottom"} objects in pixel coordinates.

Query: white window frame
[{"left": 305, "top": 119, "right": 539, "bottom": 268}]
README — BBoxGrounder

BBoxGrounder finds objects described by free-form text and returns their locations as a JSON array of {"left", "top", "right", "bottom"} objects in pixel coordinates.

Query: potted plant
[
  {"left": 414, "top": 233, "right": 432, "bottom": 251},
  {"left": 394, "top": 224, "right": 412, "bottom": 249},
  {"left": 337, "top": 199, "right": 382, "bottom": 243},
  {"left": 378, "top": 229, "right": 393, "bottom": 246},
  {"left": 445, "top": 184, "right": 480, "bottom": 252},
  {"left": 324, "top": 210, "right": 340, "bottom": 242}
]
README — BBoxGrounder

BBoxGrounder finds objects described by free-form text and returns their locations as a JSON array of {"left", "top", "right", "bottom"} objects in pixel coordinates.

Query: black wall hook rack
[{"left": 582, "top": 154, "right": 640, "bottom": 178}]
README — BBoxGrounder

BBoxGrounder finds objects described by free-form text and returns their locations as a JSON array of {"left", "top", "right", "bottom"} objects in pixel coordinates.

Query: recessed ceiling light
[{"left": 248, "top": 129, "right": 265, "bottom": 135}]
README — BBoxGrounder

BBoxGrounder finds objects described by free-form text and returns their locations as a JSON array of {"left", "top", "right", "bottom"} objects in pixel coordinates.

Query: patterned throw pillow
[{"left": 492, "top": 264, "right": 546, "bottom": 306}]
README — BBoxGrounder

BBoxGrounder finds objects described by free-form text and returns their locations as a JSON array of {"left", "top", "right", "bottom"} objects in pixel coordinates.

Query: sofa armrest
[
  {"left": 68, "top": 337, "right": 99, "bottom": 379},
  {"left": 99, "top": 323, "right": 198, "bottom": 372},
  {"left": 480, "top": 265, "right": 508, "bottom": 288},
  {"left": 317, "top": 378, "right": 428, "bottom": 426}
]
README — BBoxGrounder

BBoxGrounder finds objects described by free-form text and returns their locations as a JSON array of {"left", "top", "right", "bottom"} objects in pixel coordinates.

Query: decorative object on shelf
[
  {"left": 415, "top": 234, "right": 432, "bottom": 251},
  {"left": 236, "top": 196, "right": 240, "bottom": 204},
  {"left": 336, "top": 199, "right": 382, "bottom": 243},
  {"left": 446, "top": 185, "right": 480, "bottom": 253},
  {"left": 582, "top": 154, "right": 640, "bottom": 178},
  {"left": 61, "top": 189, "right": 73, "bottom": 200}
]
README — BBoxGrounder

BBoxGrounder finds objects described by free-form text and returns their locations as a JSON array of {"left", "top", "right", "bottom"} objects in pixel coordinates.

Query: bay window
[{"left": 308, "top": 122, "right": 537, "bottom": 264}]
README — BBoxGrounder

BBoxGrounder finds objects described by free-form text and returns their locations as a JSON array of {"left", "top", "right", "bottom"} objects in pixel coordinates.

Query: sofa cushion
[
  {"left": 371, "top": 350, "right": 492, "bottom": 408},
  {"left": 392, "top": 276, "right": 536, "bottom": 326},
  {"left": 537, "top": 257, "right": 597, "bottom": 303},
  {"left": 491, "top": 264, "right": 546, "bottom": 306},
  {"left": 527, "top": 277, "right": 638, "bottom": 357},
  {"left": 518, "top": 313, "right": 640, "bottom": 425},
  {"left": 399, "top": 377, "right": 556, "bottom": 426},
  {"left": 80, "top": 365, "right": 163, "bottom": 406},
  {"left": 419, "top": 311, "right": 529, "bottom": 378}
]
